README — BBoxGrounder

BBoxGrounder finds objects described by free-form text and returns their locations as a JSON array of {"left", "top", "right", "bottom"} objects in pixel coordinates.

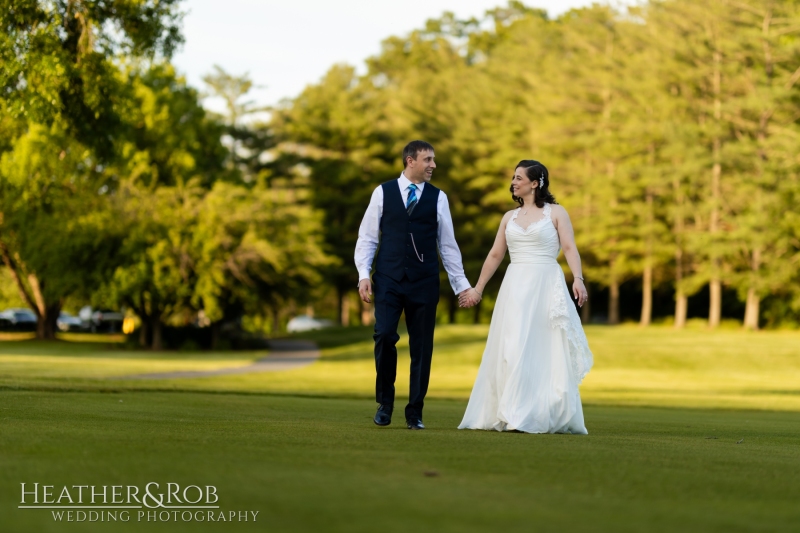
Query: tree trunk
[
  {"left": 639, "top": 263, "right": 652, "bottom": 327},
  {"left": 708, "top": 148, "right": 722, "bottom": 329},
  {"left": 151, "top": 318, "right": 163, "bottom": 351},
  {"left": 135, "top": 294, "right": 150, "bottom": 347},
  {"left": 271, "top": 304, "right": 280, "bottom": 334},
  {"left": 473, "top": 298, "right": 482, "bottom": 324},
  {"left": 672, "top": 163, "right": 687, "bottom": 330},
  {"left": 339, "top": 288, "right": 350, "bottom": 327},
  {"left": 36, "top": 303, "right": 61, "bottom": 340},
  {"left": 138, "top": 315, "right": 149, "bottom": 347},
  {"left": 708, "top": 279, "right": 722, "bottom": 328},
  {"left": 640, "top": 187, "right": 654, "bottom": 327},
  {"left": 608, "top": 280, "right": 620, "bottom": 325},
  {"left": 360, "top": 300, "right": 374, "bottom": 326},
  {"left": 744, "top": 15, "right": 772, "bottom": 330},
  {"left": 23, "top": 274, "right": 60, "bottom": 340},
  {"left": 581, "top": 187, "right": 592, "bottom": 325},
  {"left": 0, "top": 242, "right": 34, "bottom": 309},
  {"left": 449, "top": 293, "right": 457, "bottom": 324},
  {"left": 743, "top": 248, "right": 762, "bottom": 330},
  {"left": 743, "top": 289, "right": 760, "bottom": 330},
  {"left": 0, "top": 241, "right": 50, "bottom": 336},
  {"left": 674, "top": 290, "right": 688, "bottom": 329},
  {"left": 210, "top": 321, "right": 221, "bottom": 350},
  {"left": 673, "top": 229, "right": 686, "bottom": 329},
  {"left": 708, "top": 49, "right": 722, "bottom": 329},
  {"left": 581, "top": 283, "right": 591, "bottom": 323}
]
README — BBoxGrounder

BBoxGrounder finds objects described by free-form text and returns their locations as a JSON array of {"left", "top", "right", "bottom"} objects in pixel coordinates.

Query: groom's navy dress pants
[{"left": 373, "top": 271, "right": 440, "bottom": 421}]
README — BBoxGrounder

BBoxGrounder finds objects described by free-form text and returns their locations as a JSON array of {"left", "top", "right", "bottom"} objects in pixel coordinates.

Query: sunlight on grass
[
  {"left": 0, "top": 332, "right": 34, "bottom": 341},
  {"left": 0, "top": 332, "right": 126, "bottom": 342},
  {"left": 0, "top": 340, "right": 260, "bottom": 387},
  {"left": 57, "top": 332, "right": 126, "bottom": 343},
  {"left": 1, "top": 324, "right": 799, "bottom": 411}
]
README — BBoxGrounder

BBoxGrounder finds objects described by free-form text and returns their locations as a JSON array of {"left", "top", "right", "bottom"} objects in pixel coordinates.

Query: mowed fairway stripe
[{"left": 1, "top": 391, "right": 799, "bottom": 533}]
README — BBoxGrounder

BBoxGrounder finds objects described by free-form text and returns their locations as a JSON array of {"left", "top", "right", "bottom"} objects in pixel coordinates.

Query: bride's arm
[
  {"left": 552, "top": 205, "right": 588, "bottom": 307},
  {"left": 474, "top": 211, "right": 513, "bottom": 295}
]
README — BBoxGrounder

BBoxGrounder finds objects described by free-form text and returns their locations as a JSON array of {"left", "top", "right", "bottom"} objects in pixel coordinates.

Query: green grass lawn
[
  {"left": 2, "top": 324, "right": 799, "bottom": 411},
  {"left": 2, "top": 324, "right": 800, "bottom": 532},
  {"left": 2, "top": 392, "right": 799, "bottom": 533}
]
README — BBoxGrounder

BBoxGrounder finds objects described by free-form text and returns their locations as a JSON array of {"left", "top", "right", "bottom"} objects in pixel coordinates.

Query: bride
[{"left": 457, "top": 160, "right": 593, "bottom": 434}]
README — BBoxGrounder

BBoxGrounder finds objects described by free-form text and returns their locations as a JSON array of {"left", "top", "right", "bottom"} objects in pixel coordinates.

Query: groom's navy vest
[{"left": 375, "top": 180, "right": 440, "bottom": 282}]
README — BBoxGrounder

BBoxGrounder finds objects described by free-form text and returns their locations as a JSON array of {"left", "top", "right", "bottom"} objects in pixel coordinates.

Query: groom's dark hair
[{"left": 402, "top": 140, "right": 434, "bottom": 168}]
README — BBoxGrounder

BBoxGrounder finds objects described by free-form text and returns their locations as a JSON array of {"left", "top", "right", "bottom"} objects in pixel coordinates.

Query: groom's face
[{"left": 406, "top": 149, "right": 436, "bottom": 183}]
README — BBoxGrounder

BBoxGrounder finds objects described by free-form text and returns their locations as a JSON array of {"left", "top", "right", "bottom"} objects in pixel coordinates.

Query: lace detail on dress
[
  {"left": 509, "top": 203, "right": 553, "bottom": 233},
  {"left": 549, "top": 272, "right": 593, "bottom": 384}
]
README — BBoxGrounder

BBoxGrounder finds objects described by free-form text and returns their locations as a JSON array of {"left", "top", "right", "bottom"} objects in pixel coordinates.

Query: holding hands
[
  {"left": 361, "top": 280, "right": 487, "bottom": 308},
  {"left": 459, "top": 288, "right": 482, "bottom": 308}
]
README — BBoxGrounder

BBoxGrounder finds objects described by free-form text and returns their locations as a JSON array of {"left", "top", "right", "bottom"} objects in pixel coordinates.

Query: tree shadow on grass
[{"left": 0, "top": 340, "right": 114, "bottom": 356}]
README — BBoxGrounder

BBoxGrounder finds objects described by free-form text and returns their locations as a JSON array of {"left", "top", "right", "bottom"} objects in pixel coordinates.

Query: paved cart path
[{"left": 120, "top": 340, "right": 320, "bottom": 380}]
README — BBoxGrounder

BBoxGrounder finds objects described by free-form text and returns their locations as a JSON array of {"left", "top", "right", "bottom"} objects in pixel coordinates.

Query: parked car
[
  {"left": 0, "top": 308, "right": 38, "bottom": 332},
  {"left": 89, "top": 309, "right": 125, "bottom": 333},
  {"left": 286, "top": 315, "right": 335, "bottom": 333},
  {"left": 57, "top": 311, "right": 85, "bottom": 332},
  {"left": 0, "top": 315, "right": 12, "bottom": 331}
]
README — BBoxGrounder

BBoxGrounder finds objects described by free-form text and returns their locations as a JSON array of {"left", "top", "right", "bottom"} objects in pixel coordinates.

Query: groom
[{"left": 355, "top": 140, "right": 477, "bottom": 430}]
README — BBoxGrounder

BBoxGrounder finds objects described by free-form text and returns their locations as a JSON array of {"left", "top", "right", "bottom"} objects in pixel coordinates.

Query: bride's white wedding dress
[{"left": 458, "top": 203, "right": 593, "bottom": 434}]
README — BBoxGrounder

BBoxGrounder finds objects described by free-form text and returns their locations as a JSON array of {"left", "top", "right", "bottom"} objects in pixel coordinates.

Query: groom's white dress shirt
[{"left": 355, "top": 173, "right": 471, "bottom": 295}]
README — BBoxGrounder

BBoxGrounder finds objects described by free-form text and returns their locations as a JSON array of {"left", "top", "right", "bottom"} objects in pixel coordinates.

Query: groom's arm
[
  {"left": 355, "top": 186, "right": 384, "bottom": 301},
  {"left": 436, "top": 192, "right": 471, "bottom": 295}
]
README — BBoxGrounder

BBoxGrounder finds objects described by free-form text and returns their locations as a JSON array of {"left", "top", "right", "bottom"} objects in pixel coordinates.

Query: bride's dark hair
[{"left": 511, "top": 160, "right": 557, "bottom": 208}]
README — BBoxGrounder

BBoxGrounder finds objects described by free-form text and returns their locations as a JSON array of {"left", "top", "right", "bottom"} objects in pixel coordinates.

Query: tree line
[
  {"left": 2, "top": 1, "right": 799, "bottom": 347},
  {"left": 273, "top": 0, "right": 800, "bottom": 330},
  {"left": 0, "top": 1, "right": 329, "bottom": 346}
]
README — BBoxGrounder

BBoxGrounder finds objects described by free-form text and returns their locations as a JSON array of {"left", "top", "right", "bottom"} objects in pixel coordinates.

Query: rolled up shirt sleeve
[
  {"left": 354, "top": 186, "right": 383, "bottom": 282},
  {"left": 436, "top": 192, "right": 471, "bottom": 295}
]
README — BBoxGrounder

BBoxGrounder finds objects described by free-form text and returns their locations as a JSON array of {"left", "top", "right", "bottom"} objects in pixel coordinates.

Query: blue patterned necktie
[{"left": 406, "top": 184, "right": 418, "bottom": 214}]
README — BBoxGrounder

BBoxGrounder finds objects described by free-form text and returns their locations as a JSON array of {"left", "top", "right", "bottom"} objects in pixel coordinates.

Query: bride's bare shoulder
[
  {"left": 550, "top": 203, "right": 569, "bottom": 218},
  {"left": 496, "top": 209, "right": 515, "bottom": 229}
]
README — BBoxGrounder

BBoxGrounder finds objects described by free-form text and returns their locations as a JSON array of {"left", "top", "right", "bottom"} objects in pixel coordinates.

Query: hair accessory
[{"left": 539, "top": 175, "right": 544, "bottom": 188}]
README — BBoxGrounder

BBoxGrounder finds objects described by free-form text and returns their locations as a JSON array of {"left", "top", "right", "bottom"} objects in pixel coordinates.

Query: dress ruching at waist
[{"left": 509, "top": 255, "right": 559, "bottom": 265}]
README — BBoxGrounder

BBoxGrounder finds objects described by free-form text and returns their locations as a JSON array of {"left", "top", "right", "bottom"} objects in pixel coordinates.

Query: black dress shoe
[
  {"left": 374, "top": 405, "right": 392, "bottom": 426},
  {"left": 406, "top": 419, "right": 425, "bottom": 430}
]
